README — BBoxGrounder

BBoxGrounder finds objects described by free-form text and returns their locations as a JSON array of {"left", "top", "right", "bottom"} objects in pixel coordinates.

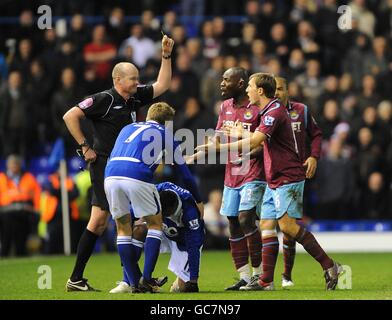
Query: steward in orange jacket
[{"left": 0, "top": 155, "right": 41, "bottom": 256}]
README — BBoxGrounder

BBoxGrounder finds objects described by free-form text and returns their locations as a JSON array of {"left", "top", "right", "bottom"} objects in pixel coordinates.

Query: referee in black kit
[{"left": 63, "top": 35, "right": 174, "bottom": 291}]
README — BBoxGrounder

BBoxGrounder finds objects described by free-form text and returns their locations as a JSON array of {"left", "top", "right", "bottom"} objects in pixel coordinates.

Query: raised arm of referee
[{"left": 62, "top": 35, "right": 174, "bottom": 292}]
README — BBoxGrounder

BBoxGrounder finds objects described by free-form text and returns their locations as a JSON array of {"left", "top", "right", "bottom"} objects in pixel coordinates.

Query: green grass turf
[{"left": 1, "top": 251, "right": 391, "bottom": 300}]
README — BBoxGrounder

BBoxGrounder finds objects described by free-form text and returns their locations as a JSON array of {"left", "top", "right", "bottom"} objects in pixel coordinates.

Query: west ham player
[
  {"left": 197, "top": 73, "right": 341, "bottom": 291},
  {"left": 110, "top": 182, "right": 203, "bottom": 294},
  {"left": 189, "top": 67, "right": 265, "bottom": 290},
  {"left": 272, "top": 76, "right": 322, "bottom": 288},
  {"left": 104, "top": 102, "right": 202, "bottom": 293}
]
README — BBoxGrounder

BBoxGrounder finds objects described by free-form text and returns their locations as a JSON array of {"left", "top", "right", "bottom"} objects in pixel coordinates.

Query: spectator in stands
[
  {"left": 377, "top": 100, "right": 392, "bottom": 129},
  {"left": 353, "top": 127, "right": 383, "bottom": 189},
  {"left": 258, "top": 0, "right": 280, "bottom": 40},
  {"left": 357, "top": 75, "right": 381, "bottom": 111},
  {"left": 0, "top": 154, "right": 41, "bottom": 256},
  {"left": 161, "top": 10, "right": 178, "bottom": 35},
  {"left": 51, "top": 68, "right": 87, "bottom": 156},
  {"left": 175, "top": 97, "right": 215, "bottom": 137},
  {"left": 268, "top": 23, "right": 290, "bottom": 66},
  {"left": 250, "top": 39, "right": 269, "bottom": 73},
  {"left": 289, "top": 0, "right": 315, "bottom": 25},
  {"left": 9, "top": 39, "right": 34, "bottom": 80},
  {"left": 350, "top": 0, "right": 376, "bottom": 38},
  {"left": 54, "top": 38, "right": 84, "bottom": 79},
  {"left": 27, "top": 59, "right": 53, "bottom": 145},
  {"left": 0, "top": 71, "right": 32, "bottom": 158},
  {"left": 317, "top": 75, "right": 340, "bottom": 114},
  {"left": 212, "top": 17, "right": 227, "bottom": 48},
  {"left": 354, "top": 106, "right": 390, "bottom": 150},
  {"left": 287, "top": 80, "right": 309, "bottom": 107},
  {"left": 175, "top": 51, "right": 200, "bottom": 99},
  {"left": 363, "top": 36, "right": 389, "bottom": 77},
  {"left": 185, "top": 38, "right": 209, "bottom": 80},
  {"left": 201, "top": 20, "right": 221, "bottom": 60},
  {"left": 315, "top": 0, "right": 341, "bottom": 74},
  {"left": 343, "top": 33, "right": 371, "bottom": 89},
  {"left": 338, "top": 80, "right": 359, "bottom": 125},
  {"left": 314, "top": 137, "right": 357, "bottom": 219},
  {"left": 105, "top": 7, "right": 128, "bottom": 47},
  {"left": 83, "top": 25, "right": 116, "bottom": 88},
  {"left": 234, "top": 23, "right": 257, "bottom": 57},
  {"left": 287, "top": 48, "right": 306, "bottom": 80},
  {"left": 160, "top": 75, "right": 186, "bottom": 111},
  {"left": 119, "top": 24, "right": 156, "bottom": 68},
  {"left": 200, "top": 56, "right": 224, "bottom": 110},
  {"left": 376, "top": 0, "right": 392, "bottom": 37},
  {"left": 244, "top": 0, "right": 262, "bottom": 36},
  {"left": 68, "top": 14, "right": 90, "bottom": 52},
  {"left": 141, "top": 10, "right": 161, "bottom": 41},
  {"left": 171, "top": 24, "right": 187, "bottom": 48},
  {"left": 359, "top": 172, "right": 391, "bottom": 219},
  {"left": 318, "top": 99, "right": 340, "bottom": 139},
  {"left": 10, "top": 10, "right": 38, "bottom": 46},
  {"left": 223, "top": 55, "right": 238, "bottom": 71},
  {"left": 296, "top": 59, "right": 323, "bottom": 108},
  {"left": 296, "top": 20, "right": 320, "bottom": 60}
]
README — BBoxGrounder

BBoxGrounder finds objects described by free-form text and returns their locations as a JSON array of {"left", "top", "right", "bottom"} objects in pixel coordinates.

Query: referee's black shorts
[{"left": 89, "top": 155, "right": 110, "bottom": 211}]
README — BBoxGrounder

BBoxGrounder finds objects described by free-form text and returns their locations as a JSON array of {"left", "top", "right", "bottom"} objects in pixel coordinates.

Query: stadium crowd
[{"left": 1, "top": 0, "right": 392, "bottom": 255}]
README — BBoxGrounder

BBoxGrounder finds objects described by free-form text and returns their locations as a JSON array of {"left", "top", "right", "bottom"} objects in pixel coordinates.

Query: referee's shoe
[{"left": 66, "top": 278, "right": 101, "bottom": 292}]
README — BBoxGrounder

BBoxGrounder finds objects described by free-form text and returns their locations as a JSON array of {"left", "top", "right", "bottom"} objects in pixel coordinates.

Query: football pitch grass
[{"left": 1, "top": 251, "right": 392, "bottom": 300}]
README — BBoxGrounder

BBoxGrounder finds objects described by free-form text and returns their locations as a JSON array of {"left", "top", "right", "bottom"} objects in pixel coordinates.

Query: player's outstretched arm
[
  {"left": 196, "top": 131, "right": 266, "bottom": 154},
  {"left": 152, "top": 35, "right": 175, "bottom": 98},
  {"left": 184, "top": 150, "right": 205, "bottom": 164}
]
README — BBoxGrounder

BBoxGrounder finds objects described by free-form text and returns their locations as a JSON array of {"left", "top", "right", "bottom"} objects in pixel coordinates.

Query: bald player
[{"left": 63, "top": 35, "right": 174, "bottom": 292}]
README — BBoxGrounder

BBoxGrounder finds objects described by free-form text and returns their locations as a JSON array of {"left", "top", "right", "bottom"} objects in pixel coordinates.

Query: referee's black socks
[{"left": 70, "top": 229, "right": 99, "bottom": 282}]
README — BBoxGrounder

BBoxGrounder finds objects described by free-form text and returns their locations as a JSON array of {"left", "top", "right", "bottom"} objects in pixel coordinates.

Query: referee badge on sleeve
[{"left": 79, "top": 97, "right": 93, "bottom": 109}]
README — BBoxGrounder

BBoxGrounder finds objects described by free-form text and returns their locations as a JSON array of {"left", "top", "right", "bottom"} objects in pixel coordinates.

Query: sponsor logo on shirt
[
  {"left": 289, "top": 110, "right": 300, "bottom": 120},
  {"left": 78, "top": 97, "right": 93, "bottom": 109},
  {"left": 188, "top": 219, "right": 200, "bottom": 230},
  {"left": 263, "top": 115, "right": 275, "bottom": 126},
  {"left": 292, "top": 122, "right": 302, "bottom": 132},
  {"left": 244, "top": 110, "right": 253, "bottom": 120},
  {"left": 113, "top": 105, "right": 124, "bottom": 110}
]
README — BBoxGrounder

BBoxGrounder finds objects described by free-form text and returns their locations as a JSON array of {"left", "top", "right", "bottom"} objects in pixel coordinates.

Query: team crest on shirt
[
  {"left": 78, "top": 97, "right": 93, "bottom": 109},
  {"left": 189, "top": 219, "right": 200, "bottom": 230},
  {"left": 244, "top": 110, "right": 253, "bottom": 120},
  {"left": 289, "top": 110, "right": 300, "bottom": 120},
  {"left": 263, "top": 115, "right": 275, "bottom": 126}
]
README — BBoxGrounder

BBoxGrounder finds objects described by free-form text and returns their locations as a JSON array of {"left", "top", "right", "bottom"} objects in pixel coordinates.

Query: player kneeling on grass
[
  {"left": 111, "top": 182, "right": 204, "bottom": 293},
  {"left": 158, "top": 182, "right": 204, "bottom": 293}
]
